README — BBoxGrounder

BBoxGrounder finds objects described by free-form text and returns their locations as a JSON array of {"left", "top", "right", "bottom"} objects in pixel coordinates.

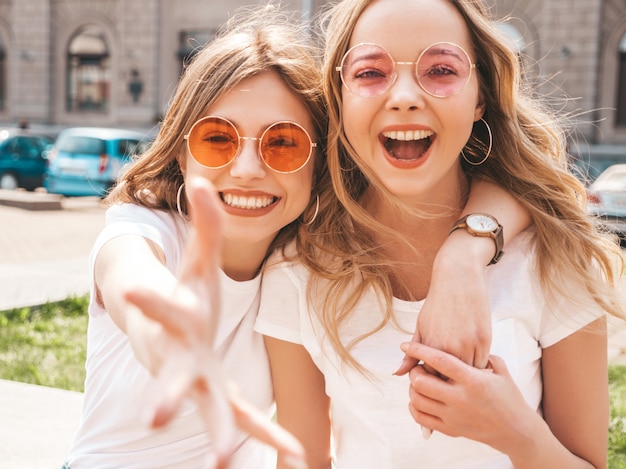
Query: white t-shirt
[
  {"left": 66, "top": 204, "right": 275, "bottom": 469},
  {"left": 255, "top": 232, "right": 604, "bottom": 468}
]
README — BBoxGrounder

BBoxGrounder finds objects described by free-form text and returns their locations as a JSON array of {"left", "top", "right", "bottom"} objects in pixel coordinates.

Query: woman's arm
[
  {"left": 403, "top": 318, "right": 607, "bottom": 468},
  {"left": 265, "top": 336, "right": 332, "bottom": 469},
  {"left": 397, "top": 179, "right": 531, "bottom": 374},
  {"left": 95, "top": 234, "right": 175, "bottom": 374},
  {"left": 539, "top": 317, "right": 608, "bottom": 469}
]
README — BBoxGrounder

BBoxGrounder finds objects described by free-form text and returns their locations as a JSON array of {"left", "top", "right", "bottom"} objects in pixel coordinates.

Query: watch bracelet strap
[{"left": 449, "top": 216, "right": 504, "bottom": 266}]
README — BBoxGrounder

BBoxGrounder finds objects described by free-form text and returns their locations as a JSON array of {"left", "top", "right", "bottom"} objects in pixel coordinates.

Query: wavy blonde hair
[
  {"left": 296, "top": 0, "right": 625, "bottom": 371},
  {"left": 107, "top": 3, "right": 327, "bottom": 257}
]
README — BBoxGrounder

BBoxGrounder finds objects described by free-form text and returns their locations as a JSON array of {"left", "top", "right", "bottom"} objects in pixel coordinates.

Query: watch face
[{"left": 467, "top": 213, "right": 498, "bottom": 233}]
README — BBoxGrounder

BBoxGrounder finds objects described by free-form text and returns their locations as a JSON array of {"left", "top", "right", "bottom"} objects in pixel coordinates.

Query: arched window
[
  {"left": 177, "top": 29, "right": 214, "bottom": 73},
  {"left": 0, "top": 35, "right": 5, "bottom": 111},
  {"left": 66, "top": 25, "right": 110, "bottom": 112},
  {"left": 616, "top": 34, "right": 626, "bottom": 126}
]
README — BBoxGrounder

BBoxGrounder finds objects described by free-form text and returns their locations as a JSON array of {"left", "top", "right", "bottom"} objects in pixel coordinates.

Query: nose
[
  {"left": 386, "top": 65, "right": 426, "bottom": 112},
  {"left": 229, "top": 137, "right": 267, "bottom": 179}
]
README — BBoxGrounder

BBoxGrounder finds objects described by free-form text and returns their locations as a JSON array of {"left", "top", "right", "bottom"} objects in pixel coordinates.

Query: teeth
[
  {"left": 222, "top": 193, "right": 276, "bottom": 209},
  {"left": 383, "top": 130, "right": 434, "bottom": 141}
]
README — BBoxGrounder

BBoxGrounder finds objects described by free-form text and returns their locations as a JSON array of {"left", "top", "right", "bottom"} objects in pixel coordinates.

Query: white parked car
[{"left": 586, "top": 163, "right": 626, "bottom": 244}]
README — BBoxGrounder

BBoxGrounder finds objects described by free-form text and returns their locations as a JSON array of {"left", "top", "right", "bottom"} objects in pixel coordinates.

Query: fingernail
[
  {"left": 421, "top": 426, "right": 433, "bottom": 439},
  {"left": 392, "top": 360, "right": 405, "bottom": 376},
  {"left": 400, "top": 342, "right": 409, "bottom": 352}
]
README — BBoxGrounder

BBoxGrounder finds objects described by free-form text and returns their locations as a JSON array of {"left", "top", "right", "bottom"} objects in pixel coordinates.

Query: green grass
[
  {"left": 610, "top": 365, "right": 626, "bottom": 468},
  {"left": 0, "top": 296, "right": 625, "bottom": 466},
  {"left": 0, "top": 295, "right": 88, "bottom": 392}
]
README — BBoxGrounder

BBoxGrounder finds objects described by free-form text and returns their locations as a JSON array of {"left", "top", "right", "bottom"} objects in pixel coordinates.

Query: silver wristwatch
[{"left": 449, "top": 213, "right": 504, "bottom": 265}]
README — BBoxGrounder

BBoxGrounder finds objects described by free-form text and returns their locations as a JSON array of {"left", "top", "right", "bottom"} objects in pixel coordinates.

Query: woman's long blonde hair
[
  {"left": 107, "top": 4, "right": 327, "bottom": 257},
  {"left": 297, "top": 0, "right": 625, "bottom": 371}
]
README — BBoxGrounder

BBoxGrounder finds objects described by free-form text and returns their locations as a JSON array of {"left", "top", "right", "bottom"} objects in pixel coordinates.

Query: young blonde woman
[
  {"left": 62, "top": 7, "right": 322, "bottom": 469},
  {"left": 256, "top": 0, "right": 626, "bottom": 468}
]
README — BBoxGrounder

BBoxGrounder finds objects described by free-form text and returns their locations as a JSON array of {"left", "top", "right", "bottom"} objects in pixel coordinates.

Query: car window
[
  {"left": 32, "top": 136, "right": 54, "bottom": 151},
  {"left": 17, "top": 137, "right": 42, "bottom": 158},
  {"left": 117, "top": 139, "right": 141, "bottom": 157},
  {"left": 57, "top": 136, "right": 106, "bottom": 155}
]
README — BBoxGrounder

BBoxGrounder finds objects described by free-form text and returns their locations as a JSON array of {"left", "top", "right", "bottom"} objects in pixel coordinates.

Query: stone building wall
[{"left": 0, "top": 0, "right": 624, "bottom": 145}]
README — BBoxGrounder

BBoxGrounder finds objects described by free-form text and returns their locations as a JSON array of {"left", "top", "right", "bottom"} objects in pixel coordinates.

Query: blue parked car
[
  {"left": 44, "top": 127, "right": 149, "bottom": 197},
  {"left": 0, "top": 129, "right": 54, "bottom": 190}
]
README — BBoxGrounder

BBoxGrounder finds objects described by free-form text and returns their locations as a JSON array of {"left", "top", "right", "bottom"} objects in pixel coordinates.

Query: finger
[
  {"left": 408, "top": 363, "right": 450, "bottom": 401},
  {"left": 229, "top": 394, "right": 307, "bottom": 469},
  {"left": 180, "top": 178, "right": 223, "bottom": 346},
  {"left": 193, "top": 379, "right": 237, "bottom": 467},
  {"left": 407, "top": 404, "right": 442, "bottom": 435},
  {"left": 393, "top": 329, "right": 422, "bottom": 376},
  {"left": 150, "top": 362, "right": 200, "bottom": 428},
  {"left": 124, "top": 287, "right": 189, "bottom": 338},
  {"left": 486, "top": 355, "right": 508, "bottom": 375},
  {"left": 182, "top": 177, "right": 223, "bottom": 279},
  {"left": 409, "top": 366, "right": 442, "bottom": 440},
  {"left": 422, "top": 362, "right": 445, "bottom": 378},
  {"left": 401, "top": 342, "right": 469, "bottom": 382},
  {"left": 473, "top": 347, "right": 490, "bottom": 370}
]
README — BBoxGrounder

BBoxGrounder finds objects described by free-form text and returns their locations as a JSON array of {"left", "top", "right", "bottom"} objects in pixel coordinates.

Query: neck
[
  {"left": 359, "top": 172, "right": 470, "bottom": 300},
  {"left": 363, "top": 173, "right": 469, "bottom": 237},
  {"left": 221, "top": 238, "right": 272, "bottom": 281}
]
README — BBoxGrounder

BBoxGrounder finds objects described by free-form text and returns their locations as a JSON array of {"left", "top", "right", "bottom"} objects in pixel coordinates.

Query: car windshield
[
  {"left": 597, "top": 174, "right": 626, "bottom": 191},
  {"left": 32, "top": 136, "right": 54, "bottom": 151},
  {"left": 118, "top": 139, "right": 141, "bottom": 157},
  {"left": 57, "top": 136, "right": 106, "bottom": 155}
]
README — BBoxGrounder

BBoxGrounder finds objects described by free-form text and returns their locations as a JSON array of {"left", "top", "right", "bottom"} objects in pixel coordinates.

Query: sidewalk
[
  {"left": 0, "top": 379, "right": 83, "bottom": 469},
  {"left": 0, "top": 190, "right": 104, "bottom": 469},
  {"left": 0, "top": 191, "right": 104, "bottom": 310},
  {"left": 0, "top": 189, "right": 625, "bottom": 468}
]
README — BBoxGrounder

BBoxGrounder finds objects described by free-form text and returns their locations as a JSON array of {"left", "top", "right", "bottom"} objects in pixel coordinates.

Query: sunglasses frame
[
  {"left": 184, "top": 116, "right": 317, "bottom": 174},
  {"left": 336, "top": 41, "right": 477, "bottom": 98}
]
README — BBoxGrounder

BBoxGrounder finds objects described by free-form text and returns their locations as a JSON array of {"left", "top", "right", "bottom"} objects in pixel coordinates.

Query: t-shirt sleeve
[
  {"left": 255, "top": 256, "right": 305, "bottom": 345},
  {"left": 88, "top": 204, "right": 185, "bottom": 317},
  {"left": 537, "top": 276, "right": 607, "bottom": 348}
]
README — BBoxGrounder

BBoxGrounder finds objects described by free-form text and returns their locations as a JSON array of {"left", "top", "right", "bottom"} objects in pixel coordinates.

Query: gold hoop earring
[
  {"left": 176, "top": 182, "right": 187, "bottom": 219},
  {"left": 461, "top": 118, "right": 492, "bottom": 166},
  {"left": 301, "top": 194, "right": 319, "bottom": 226}
]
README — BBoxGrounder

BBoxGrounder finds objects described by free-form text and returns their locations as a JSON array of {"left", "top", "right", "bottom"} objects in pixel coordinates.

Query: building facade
[{"left": 0, "top": 0, "right": 625, "bottom": 147}]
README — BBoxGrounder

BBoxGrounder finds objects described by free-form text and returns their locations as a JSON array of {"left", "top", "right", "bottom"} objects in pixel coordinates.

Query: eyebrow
[
  {"left": 347, "top": 49, "right": 389, "bottom": 66},
  {"left": 423, "top": 46, "right": 465, "bottom": 62}
]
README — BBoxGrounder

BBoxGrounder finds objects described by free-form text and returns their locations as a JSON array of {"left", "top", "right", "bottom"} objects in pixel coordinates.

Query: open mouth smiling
[
  {"left": 220, "top": 192, "right": 278, "bottom": 210},
  {"left": 381, "top": 129, "right": 434, "bottom": 161}
]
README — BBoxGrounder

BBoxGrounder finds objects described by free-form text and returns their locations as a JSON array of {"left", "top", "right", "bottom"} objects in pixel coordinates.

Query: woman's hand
[
  {"left": 125, "top": 177, "right": 307, "bottom": 469},
  {"left": 402, "top": 341, "right": 535, "bottom": 455},
  {"left": 395, "top": 234, "right": 493, "bottom": 376}
]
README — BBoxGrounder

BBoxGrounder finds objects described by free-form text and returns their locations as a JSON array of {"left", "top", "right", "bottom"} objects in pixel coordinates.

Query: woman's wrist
[{"left": 436, "top": 227, "right": 498, "bottom": 272}]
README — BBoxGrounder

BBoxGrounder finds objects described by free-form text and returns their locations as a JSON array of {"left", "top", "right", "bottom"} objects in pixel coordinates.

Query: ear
[
  {"left": 178, "top": 149, "right": 187, "bottom": 177},
  {"left": 474, "top": 93, "right": 486, "bottom": 121}
]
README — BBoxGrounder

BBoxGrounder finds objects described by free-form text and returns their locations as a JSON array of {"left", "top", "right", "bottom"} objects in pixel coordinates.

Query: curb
[{"left": 0, "top": 189, "right": 63, "bottom": 210}]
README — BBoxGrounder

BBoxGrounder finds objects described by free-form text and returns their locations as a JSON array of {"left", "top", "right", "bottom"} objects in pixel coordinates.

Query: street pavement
[
  {"left": 0, "top": 189, "right": 625, "bottom": 468},
  {"left": 0, "top": 190, "right": 104, "bottom": 469}
]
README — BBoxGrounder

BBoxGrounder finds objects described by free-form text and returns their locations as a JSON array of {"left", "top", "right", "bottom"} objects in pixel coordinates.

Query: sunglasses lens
[
  {"left": 260, "top": 122, "right": 312, "bottom": 173},
  {"left": 187, "top": 117, "right": 238, "bottom": 168},
  {"left": 340, "top": 44, "right": 395, "bottom": 97},
  {"left": 417, "top": 43, "right": 473, "bottom": 97}
]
